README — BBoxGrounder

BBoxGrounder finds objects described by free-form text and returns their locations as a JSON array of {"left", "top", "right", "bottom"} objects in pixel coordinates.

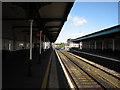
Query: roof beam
[
  {"left": 43, "top": 18, "right": 64, "bottom": 22},
  {"left": 3, "top": 18, "right": 63, "bottom": 22},
  {"left": 22, "top": 29, "right": 39, "bottom": 32},
  {"left": 48, "top": 31, "right": 58, "bottom": 32},
  {"left": 45, "top": 26, "right": 60, "bottom": 28},
  {"left": 13, "top": 26, "right": 39, "bottom": 29}
]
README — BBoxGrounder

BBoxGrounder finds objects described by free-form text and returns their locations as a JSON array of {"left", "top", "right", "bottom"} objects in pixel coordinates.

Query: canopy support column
[
  {"left": 89, "top": 41, "right": 90, "bottom": 49},
  {"left": 39, "top": 31, "right": 42, "bottom": 64},
  {"left": 28, "top": 19, "right": 33, "bottom": 77},
  {"left": 112, "top": 39, "right": 115, "bottom": 52},
  {"left": 102, "top": 40, "right": 104, "bottom": 50},
  {"left": 95, "top": 41, "right": 96, "bottom": 50},
  {"left": 44, "top": 35, "right": 46, "bottom": 52}
]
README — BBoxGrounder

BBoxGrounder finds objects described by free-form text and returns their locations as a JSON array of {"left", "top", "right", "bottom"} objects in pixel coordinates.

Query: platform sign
[{"left": 36, "top": 33, "right": 44, "bottom": 37}]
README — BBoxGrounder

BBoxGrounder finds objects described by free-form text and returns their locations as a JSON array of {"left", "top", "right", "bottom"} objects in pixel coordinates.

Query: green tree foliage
[{"left": 59, "top": 43, "right": 65, "bottom": 49}]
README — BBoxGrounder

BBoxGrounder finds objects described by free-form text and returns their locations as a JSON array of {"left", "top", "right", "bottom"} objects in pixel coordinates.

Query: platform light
[
  {"left": 8, "top": 43, "right": 11, "bottom": 51},
  {"left": 19, "top": 43, "right": 24, "bottom": 46}
]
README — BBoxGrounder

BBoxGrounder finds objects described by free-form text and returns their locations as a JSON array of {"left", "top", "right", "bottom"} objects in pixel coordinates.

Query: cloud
[{"left": 68, "top": 16, "right": 87, "bottom": 26}]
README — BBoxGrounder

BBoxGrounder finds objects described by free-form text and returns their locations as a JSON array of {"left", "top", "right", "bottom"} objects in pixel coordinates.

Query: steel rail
[
  {"left": 69, "top": 50, "right": 120, "bottom": 80},
  {"left": 58, "top": 50, "right": 119, "bottom": 89},
  {"left": 57, "top": 50, "right": 104, "bottom": 89}
]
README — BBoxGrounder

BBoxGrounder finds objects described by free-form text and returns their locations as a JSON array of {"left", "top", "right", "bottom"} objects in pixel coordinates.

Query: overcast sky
[{"left": 55, "top": 1, "right": 118, "bottom": 43}]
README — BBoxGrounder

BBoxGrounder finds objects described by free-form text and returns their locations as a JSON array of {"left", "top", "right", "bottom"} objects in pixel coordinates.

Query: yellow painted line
[
  {"left": 55, "top": 50, "right": 76, "bottom": 89},
  {"left": 41, "top": 51, "right": 53, "bottom": 88}
]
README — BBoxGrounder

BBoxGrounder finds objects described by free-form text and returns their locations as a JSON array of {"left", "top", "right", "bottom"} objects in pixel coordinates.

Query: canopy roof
[
  {"left": 72, "top": 25, "right": 120, "bottom": 43},
  {"left": 3, "top": 2, "right": 74, "bottom": 42}
]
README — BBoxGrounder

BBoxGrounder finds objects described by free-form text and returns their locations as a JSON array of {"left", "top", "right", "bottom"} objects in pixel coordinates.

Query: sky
[{"left": 55, "top": 1, "right": 118, "bottom": 43}]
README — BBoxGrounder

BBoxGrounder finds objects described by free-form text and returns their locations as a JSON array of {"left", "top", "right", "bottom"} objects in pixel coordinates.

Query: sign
[{"left": 36, "top": 33, "right": 44, "bottom": 37}]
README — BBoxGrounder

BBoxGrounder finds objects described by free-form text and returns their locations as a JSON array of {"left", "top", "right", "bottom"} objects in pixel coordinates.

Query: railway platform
[
  {"left": 3, "top": 48, "right": 51, "bottom": 89},
  {"left": 42, "top": 49, "right": 69, "bottom": 89},
  {"left": 1, "top": 2, "right": 120, "bottom": 90},
  {"left": 2, "top": 48, "right": 120, "bottom": 89},
  {"left": 2, "top": 48, "right": 69, "bottom": 89},
  {"left": 2, "top": 2, "right": 74, "bottom": 89}
]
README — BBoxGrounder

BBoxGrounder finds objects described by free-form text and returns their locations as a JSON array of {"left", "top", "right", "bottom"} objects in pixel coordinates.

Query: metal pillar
[
  {"left": 39, "top": 31, "right": 42, "bottom": 64},
  {"left": 87, "top": 42, "right": 88, "bottom": 49},
  {"left": 79, "top": 42, "right": 81, "bottom": 49},
  {"left": 12, "top": 28, "right": 16, "bottom": 50},
  {"left": 28, "top": 20, "right": 33, "bottom": 77},
  {"left": 95, "top": 41, "right": 96, "bottom": 50},
  {"left": 44, "top": 35, "right": 46, "bottom": 52},
  {"left": 102, "top": 40, "right": 104, "bottom": 50},
  {"left": 89, "top": 41, "right": 90, "bottom": 49},
  {"left": 82, "top": 42, "right": 84, "bottom": 49},
  {"left": 112, "top": 39, "right": 115, "bottom": 51},
  {"left": 40, "top": 31, "right": 42, "bottom": 54}
]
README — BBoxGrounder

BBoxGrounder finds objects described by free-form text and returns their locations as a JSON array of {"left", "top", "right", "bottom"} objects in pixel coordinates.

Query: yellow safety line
[{"left": 41, "top": 51, "right": 53, "bottom": 89}]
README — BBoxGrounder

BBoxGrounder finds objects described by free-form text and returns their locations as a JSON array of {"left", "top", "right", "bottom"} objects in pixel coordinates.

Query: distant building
[{"left": 64, "top": 38, "right": 81, "bottom": 50}]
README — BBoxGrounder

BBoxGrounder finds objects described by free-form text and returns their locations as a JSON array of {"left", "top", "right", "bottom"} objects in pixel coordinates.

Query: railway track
[
  {"left": 55, "top": 50, "right": 120, "bottom": 89},
  {"left": 70, "top": 49, "right": 120, "bottom": 73}
]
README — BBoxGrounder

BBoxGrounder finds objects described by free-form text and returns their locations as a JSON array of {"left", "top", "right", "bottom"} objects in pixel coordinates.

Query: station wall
[
  {"left": 2, "top": 21, "right": 43, "bottom": 51},
  {"left": 81, "top": 36, "right": 120, "bottom": 51}
]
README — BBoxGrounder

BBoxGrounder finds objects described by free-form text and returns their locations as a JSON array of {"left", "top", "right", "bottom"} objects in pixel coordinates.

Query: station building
[
  {"left": 2, "top": 2, "right": 74, "bottom": 89},
  {"left": 72, "top": 25, "right": 120, "bottom": 59}
]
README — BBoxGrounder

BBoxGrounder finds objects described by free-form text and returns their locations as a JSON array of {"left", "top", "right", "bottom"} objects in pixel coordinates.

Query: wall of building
[
  {"left": 114, "top": 37, "right": 120, "bottom": 50},
  {"left": 2, "top": 21, "right": 42, "bottom": 51},
  {"left": 81, "top": 35, "right": 120, "bottom": 51}
]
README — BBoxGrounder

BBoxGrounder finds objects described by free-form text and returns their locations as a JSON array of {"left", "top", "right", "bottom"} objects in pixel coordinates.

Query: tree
[{"left": 59, "top": 43, "right": 65, "bottom": 49}]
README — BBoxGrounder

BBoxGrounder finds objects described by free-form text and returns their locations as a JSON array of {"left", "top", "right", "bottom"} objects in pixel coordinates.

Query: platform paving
[
  {"left": 48, "top": 51, "right": 59, "bottom": 88},
  {"left": 2, "top": 48, "right": 70, "bottom": 89},
  {"left": 47, "top": 50, "right": 70, "bottom": 89},
  {"left": 2, "top": 48, "right": 52, "bottom": 89}
]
